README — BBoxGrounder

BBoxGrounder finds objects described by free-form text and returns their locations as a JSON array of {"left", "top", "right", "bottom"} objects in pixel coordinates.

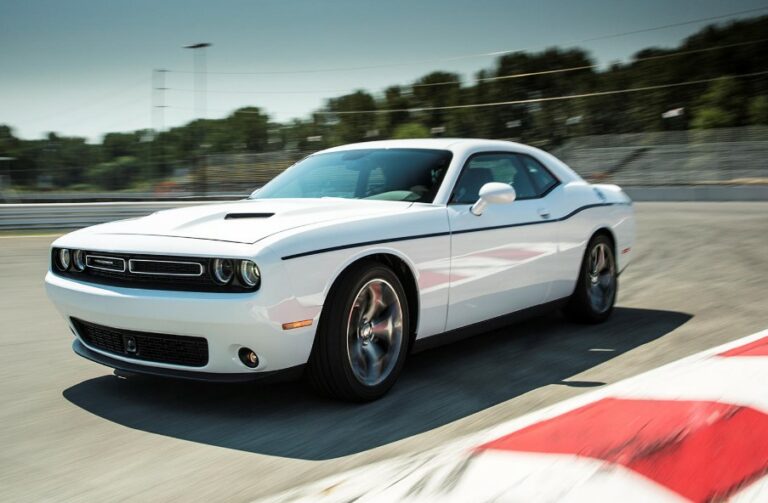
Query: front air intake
[{"left": 72, "top": 318, "right": 209, "bottom": 367}]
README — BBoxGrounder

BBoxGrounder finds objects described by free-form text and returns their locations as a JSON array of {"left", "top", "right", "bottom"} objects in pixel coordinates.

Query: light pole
[
  {"left": 0, "top": 156, "right": 15, "bottom": 193},
  {"left": 183, "top": 43, "right": 211, "bottom": 120},
  {"left": 184, "top": 43, "right": 212, "bottom": 196}
]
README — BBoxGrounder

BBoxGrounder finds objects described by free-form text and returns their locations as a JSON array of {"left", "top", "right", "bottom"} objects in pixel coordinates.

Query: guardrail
[
  {"left": 0, "top": 201, "right": 231, "bottom": 230},
  {"left": 0, "top": 191, "right": 247, "bottom": 204},
  {"left": 1, "top": 186, "right": 766, "bottom": 231}
]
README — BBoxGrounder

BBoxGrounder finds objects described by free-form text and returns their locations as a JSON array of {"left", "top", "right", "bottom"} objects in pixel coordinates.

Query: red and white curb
[{"left": 260, "top": 328, "right": 768, "bottom": 503}]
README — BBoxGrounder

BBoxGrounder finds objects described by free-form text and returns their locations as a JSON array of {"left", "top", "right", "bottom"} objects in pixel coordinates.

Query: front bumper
[
  {"left": 46, "top": 271, "right": 319, "bottom": 376},
  {"left": 72, "top": 339, "right": 304, "bottom": 382}
]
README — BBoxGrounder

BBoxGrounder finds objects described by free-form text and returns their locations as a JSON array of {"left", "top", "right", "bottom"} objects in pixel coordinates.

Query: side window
[
  {"left": 517, "top": 154, "right": 558, "bottom": 196},
  {"left": 451, "top": 153, "right": 539, "bottom": 204}
]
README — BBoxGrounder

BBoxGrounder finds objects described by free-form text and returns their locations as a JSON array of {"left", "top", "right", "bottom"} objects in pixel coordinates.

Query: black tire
[
  {"left": 306, "top": 260, "right": 410, "bottom": 401},
  {"left": 564, "top": 234, "right": 618, "bottom": 324}
]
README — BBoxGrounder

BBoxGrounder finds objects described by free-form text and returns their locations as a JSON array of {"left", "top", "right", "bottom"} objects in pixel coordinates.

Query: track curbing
[{"left": 259, "top": 328, "right": 768, "bottom": 502}]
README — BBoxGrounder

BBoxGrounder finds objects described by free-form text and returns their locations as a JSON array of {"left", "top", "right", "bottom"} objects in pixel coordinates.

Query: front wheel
[
  {"left": 306, "top": 261, "right": 409, "bottom": 401},
  {"left": 564, "top": 234, "right": 618, "bottom": 323}
]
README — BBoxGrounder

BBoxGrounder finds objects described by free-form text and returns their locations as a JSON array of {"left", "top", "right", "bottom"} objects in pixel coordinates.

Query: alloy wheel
[{"left": 345, "top": 279, "right": 404, "bottom": 386}]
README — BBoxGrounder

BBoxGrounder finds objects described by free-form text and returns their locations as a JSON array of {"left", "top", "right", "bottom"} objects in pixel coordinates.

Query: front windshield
[{"left": 252, "top": 148, "right": 452, "bottom": 203}]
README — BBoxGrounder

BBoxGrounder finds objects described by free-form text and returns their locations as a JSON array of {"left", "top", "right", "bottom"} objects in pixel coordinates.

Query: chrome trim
[
  {"left": 128, "top": 258, "right": 204, "bottom": 277},
  {"left": 85, "top": 255, "right": 126, "bottom": 272}
]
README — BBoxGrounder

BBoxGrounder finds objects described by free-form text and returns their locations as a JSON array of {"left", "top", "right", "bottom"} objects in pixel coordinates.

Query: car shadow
[{"left": 63, "top": 307, "right": 690, "bottom": 460}]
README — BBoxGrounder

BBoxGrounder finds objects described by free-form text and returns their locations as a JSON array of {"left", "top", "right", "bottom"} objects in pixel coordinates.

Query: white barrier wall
[
  {"left": 0, "top": 201, "right": 221, "bottom": 230},
  {"left": 0, "top": 190, "right": 766, "bottom": 230},
  {"left": 624, "top": 185, "right": 768, "bottom": 202}
]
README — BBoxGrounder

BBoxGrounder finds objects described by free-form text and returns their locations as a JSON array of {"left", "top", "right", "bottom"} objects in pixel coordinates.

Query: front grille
[
  {"left": 128, "top": 259, "right": 203, "bottom": 276},
  {"left": 52, "top": 250, "right": 256, "bottom": 293},
  {"left": 86, "top": 255, "right": 126, "bottom": 272},
  {"left": 72, "top": 318, "right": 209, "bottom": 367}
]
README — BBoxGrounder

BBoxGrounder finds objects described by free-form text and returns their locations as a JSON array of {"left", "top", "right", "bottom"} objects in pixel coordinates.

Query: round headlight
[
  {"left": 72, "top": 250, "right": 86, "bottom": 271},
  {"left": 239, "top": 260, "right": 260, "bottom": 288},
  {"left": 56, "top": 249, "right": 71, "bottom": 271},
  {"left": 212, "top": 258, "right": 234, "bottom": 284}
]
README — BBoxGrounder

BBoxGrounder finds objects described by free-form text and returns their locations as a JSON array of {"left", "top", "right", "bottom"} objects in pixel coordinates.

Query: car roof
[
  {"left": 315, "top": 138, "right": 583, "bottom": 184},
  {"left": 318, "top": 138, "right": 529, "bottom": 153}
]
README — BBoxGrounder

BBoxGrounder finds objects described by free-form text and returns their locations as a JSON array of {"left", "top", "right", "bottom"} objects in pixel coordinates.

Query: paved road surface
[{"left": 1, "top": 202, "right": 766, "bottom": 502}]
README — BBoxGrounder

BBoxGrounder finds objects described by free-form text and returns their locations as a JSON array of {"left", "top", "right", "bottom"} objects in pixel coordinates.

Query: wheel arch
[
  {"left": 591, "top": 226, "right": 617, "bottom": 257},
  {"left": 321, "top": 250, "right": 421, "bottom": 351}
]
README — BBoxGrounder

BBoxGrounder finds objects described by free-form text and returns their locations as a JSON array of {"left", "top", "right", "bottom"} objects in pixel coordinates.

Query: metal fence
[{"left": 200, "top": 150, "right": 308, "bottom": 195}]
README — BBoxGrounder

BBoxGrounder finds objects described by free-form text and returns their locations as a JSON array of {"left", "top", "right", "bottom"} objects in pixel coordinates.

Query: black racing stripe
[
  {"left": 452, "top": 202, "right": 615, "bottom": 235},
  {"left": 281, "top": 202, "right": 619, "bottom": 260},
  {"left": 281, "top": 232, "right": 451, "bottom": 260}
]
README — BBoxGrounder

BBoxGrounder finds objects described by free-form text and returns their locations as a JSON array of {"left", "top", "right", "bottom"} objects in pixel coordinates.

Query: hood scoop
[{"left": 224, "top": 212, "right": 275, "bottom": 220}]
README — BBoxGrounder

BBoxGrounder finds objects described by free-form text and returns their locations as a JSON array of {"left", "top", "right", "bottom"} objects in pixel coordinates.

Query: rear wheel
[
  {"left": 306, "top": 261, "right": 409, "bottom": 401},
  {"left": 565, "top": 234, "right": 617, "bottom": 323}
]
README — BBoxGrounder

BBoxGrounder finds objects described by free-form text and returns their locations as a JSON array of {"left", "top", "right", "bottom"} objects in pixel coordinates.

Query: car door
[{"left": 445, "top": 151, "right": 561, "bottom": 331}]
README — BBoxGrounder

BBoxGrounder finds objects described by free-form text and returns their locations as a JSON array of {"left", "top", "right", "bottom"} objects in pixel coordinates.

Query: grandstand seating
[{"left": 553, "top": 126, "right": 768, "bottom": 185}]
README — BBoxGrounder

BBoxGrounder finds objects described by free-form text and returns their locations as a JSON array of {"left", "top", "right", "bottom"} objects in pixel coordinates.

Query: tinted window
[
  {"left": 518, "top": 154, "right": 558, "bottom": 195},
  {"left": 451, "top": 152, "right": 540, "bottom": 204},
  {"left": 254, "top": 149, "right": 452, "bottom": 203}
]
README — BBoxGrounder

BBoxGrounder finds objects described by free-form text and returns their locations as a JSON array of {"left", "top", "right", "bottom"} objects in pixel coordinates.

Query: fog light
[{"left": 238, "top": 348, "right": 259, "bottom": 368}]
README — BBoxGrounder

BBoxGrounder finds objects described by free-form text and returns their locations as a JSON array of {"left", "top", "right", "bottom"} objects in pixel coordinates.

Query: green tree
[
  {"left": 0, "top": 125, "right": 22, "bottom": 188},
  {"left": 327, "top": 91, "right": 377, "bottom": 143},
  {"left": 487, "top": 48, "right": 596, "bottom": 142},
  {"left": 380, "top": 86, "right": 413, "bottom": 136},
  {"left": 691, "top": 77, "right": 742, "bottom": 129},
  {"left": 282, "top": 116, "right": 329, "bottom": 150},
  {"left": 411, "top": 72, "right": 462, "bottom": 131},
  {"left": 102, "top": 132, "right": 139, "bottom": 160},
  {"left": 748, "top": 96, "right": 768, "bottom": 125},
  {"left": 392, "top": 122, "right": 430, "bottom": 139},
  {"left": 217, "top": 107, "right": 269, "bottom": 151},
  {"left": 87, "top": 156, "right": 140, "bottom": 190}
]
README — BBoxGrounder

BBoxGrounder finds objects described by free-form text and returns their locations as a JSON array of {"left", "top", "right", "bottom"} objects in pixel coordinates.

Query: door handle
[{"left": 538, "top": 208, "right": 551, "bottom": 219}]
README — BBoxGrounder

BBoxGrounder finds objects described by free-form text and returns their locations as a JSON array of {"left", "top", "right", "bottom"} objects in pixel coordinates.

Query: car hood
[{"left": 86, "top": 198, "right": 414, "bottom": 244}]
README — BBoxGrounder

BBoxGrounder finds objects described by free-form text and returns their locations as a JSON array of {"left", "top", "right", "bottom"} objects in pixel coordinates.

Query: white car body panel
[
  {"left": 45, "top": 139, "right": 634, "bottom": 378},
  {"left": 445, "top": 198, "right": 558, "bottom": 330}
]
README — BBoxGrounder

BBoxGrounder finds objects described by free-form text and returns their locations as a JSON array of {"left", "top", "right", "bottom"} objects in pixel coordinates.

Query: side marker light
[{"left": 282, "top": 320, "right": 313, "bottom": 330}]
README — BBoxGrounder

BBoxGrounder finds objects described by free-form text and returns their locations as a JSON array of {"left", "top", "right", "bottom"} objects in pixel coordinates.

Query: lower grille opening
[{"left": 71, "top": 318, "right": 209, "bottom": 367}]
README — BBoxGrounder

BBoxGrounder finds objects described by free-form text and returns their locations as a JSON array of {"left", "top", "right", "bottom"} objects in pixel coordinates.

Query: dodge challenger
[{"left": 46, "top": 139, "right": 634, "bottom": 401}]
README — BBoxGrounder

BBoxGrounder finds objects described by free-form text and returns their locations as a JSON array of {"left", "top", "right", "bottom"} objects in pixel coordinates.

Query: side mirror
[{"left": 470, "top": 182, "right": 516, "bottom": 216}]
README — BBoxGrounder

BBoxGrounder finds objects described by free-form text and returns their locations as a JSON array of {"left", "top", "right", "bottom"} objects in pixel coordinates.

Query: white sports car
[{"left": 46, "top": 139, "right": 634, "bottom": 401}]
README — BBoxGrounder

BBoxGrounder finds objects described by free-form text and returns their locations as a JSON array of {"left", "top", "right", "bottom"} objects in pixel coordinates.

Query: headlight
[
  {"left": 72, "top": 250, "right": 86, "bottom": 271},
  {"left": 239, "top": 260, "right": 261, "bottom": 288},
  {"left": 212, "top": 258, "right": 234, "bottom": 284},
  {"left": 55, "top": 249, "right": 71, "bottom": 271}
]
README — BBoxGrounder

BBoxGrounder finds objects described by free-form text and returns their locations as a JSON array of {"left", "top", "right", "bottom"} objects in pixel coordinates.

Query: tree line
[{"left": 1, "top": 15, "right": 766, "bottom": 191}]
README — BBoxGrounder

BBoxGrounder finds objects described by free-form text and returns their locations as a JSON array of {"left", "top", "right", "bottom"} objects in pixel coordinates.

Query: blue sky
[{"left": 1, "top": 0, "right": 766, "bottom": 141}]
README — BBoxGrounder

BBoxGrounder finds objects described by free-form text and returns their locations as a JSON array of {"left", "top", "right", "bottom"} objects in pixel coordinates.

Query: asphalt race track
[{"left": 1, "top": 202, "right": 766, "bottom": 502}]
